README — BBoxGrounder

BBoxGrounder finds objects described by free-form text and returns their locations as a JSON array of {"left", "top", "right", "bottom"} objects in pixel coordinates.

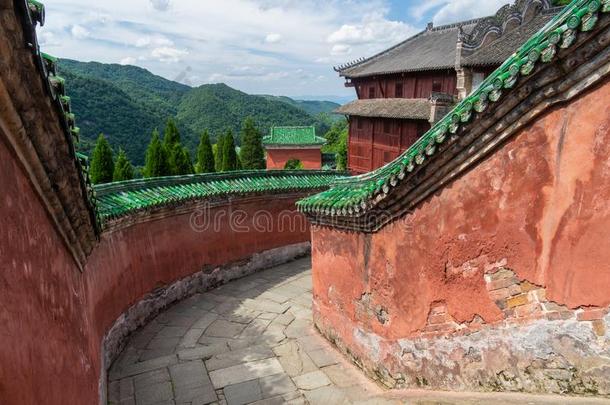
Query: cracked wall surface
[{"left": 311, "top": 77, "right": 610, "bottom": 395}]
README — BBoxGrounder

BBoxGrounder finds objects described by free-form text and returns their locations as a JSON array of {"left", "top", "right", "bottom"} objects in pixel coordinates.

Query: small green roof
[{"left": 263, "top": 126, "right": 327, "bottom": 146}]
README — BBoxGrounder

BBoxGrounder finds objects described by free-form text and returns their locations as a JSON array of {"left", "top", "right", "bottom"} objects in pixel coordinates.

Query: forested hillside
[{"left": 59, "top": 60, "right": 339, "bottom": 165}]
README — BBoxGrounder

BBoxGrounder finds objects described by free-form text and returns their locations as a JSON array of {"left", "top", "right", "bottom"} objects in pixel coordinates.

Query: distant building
[
  {"left": 334, "top": 0, "right": 560, "bottom": 174},
  {"left": 263, "top": 126, "right": 327, "bottom": 170}
]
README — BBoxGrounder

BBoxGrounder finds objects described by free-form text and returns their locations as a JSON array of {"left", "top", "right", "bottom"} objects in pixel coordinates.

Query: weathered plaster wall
[
  {"left": 0, "top": 123, "right": 313, "bottom": 404},
  {"left": 266, "top": 148, "right": 322, "bottom": 170},
  {"left": 311, "top": 79, "right": 610, "bottom": 394}
]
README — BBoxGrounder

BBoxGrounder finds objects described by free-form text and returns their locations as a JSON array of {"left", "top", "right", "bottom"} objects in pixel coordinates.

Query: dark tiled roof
[
  {"left": 463, "top": 13, "right": 558, "bottom": 67},
  {"left": 335, "top": 99, "right": 431, "bottom": 120},
  {"left": 338, "top": 22, "right": 479, "bottom": 78},
  {"left": 263, "top": 126, "right": 326, "bottom": 146}
]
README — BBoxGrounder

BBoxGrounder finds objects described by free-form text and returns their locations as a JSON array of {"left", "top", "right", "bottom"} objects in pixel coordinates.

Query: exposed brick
[
  {"left": 530, "top": 289, "right": 546, "bottom": 302},
  {"left": 428, "top": 314, "right": 451, "bottom": 325},
  {"left": 489, "top": 268, "right": 514, "bottom": 280},
  {"left": 592, "top": 320, "right": 606, "bottom": 337},
  {"left": 520, "top": 281, "right": 539, "bottom": 292},
  {"left": 486, "top": 277, "right": 518, "bottom": 291},
  {"left": 424, "top": 323, "right": 455, "bottom": 333},
  {"left": 507, "top": 294, "right": 529, "bottom": 308},
  {"left": 507, "top": 284, "right": 522, "bottom": 296},
  {"left": 577, "top": 308, "right": 608, "bottom": 321},
  {"left": 514, "top": 303, "right": 540, "bottom": 318},
  {"left": 489, "top": 288, "right": 511, "bottom": 301},
  {"left": 429, "top": 303, "right": 447, "bottom": 315},
  {"left": 542, "top": 302, "right": 566, "bottom": 312}
]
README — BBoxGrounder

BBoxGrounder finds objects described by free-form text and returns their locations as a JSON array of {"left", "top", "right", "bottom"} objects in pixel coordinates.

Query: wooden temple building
[{"left": 335, "top": 0, "right": 561, "bottom": 173}]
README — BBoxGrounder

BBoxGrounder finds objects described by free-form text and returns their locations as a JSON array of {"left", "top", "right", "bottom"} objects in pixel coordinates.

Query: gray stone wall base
[
  {"left": 314, "top": 312, "right": 610, "bottom": 397},
  {"left": 98, "top": 242, "right": 310, "bottom": 404}
]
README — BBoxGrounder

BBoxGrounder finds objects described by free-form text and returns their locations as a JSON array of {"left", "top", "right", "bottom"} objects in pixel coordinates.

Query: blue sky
[{"left": 39, "top": 0, "right": 509, "bottom": 100}]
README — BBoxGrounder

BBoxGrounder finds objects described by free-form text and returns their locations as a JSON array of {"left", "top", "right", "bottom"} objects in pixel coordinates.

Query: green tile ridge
[
  {"left": 93, "top": 170, "right": 346, "bottom": 222},
  {"left": 263, "top": 126, "right": 327, "bottom": 146},
  {"left": 297, "top": 0, "right": 608, "bottom": 217},
  {"left": 22, "top": 0, "right": 100, "bottom": 230}
]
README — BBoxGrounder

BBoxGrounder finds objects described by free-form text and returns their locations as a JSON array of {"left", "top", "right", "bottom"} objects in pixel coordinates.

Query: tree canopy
[
  {"left": 113, "top": 148, "right": 135, "bottom": 182},
  {"left": 284, "top": 159, "right": 304, "bottom": 170},
  {"left": 195, "top": 131, "right": 215, "bottom": 174},
  {"left": 90, "top": 133, "right": 114, "bottom": 184},
  {"left": 239, "top": 117, "right": 265, "bottom": 170},
  {"left": 220, "top": 130, "right": 239, "bottom": 172},
  {"left": 143, "top": 129, "right": 169, "bottom": 178}
]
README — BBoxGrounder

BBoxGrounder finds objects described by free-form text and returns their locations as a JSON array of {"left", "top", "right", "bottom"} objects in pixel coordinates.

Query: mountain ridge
[{"left": 59, "top": 59, "right": 340, "bottom": 165}]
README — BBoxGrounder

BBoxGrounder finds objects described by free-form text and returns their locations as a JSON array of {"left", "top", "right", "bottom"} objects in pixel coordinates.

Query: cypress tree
[
  {"left": 221, "top": 130, "right": 238, "bottom": 172},
  {"left": 163, "top": 118, "right": 181, "bottom": 149},
  {"left": 144, "top": 129, "right": 169, "bottom": 178},
  {"left": 113, "top": 148, "right": 134, "bottom": 182},
  {"left": 172, "top": 144, "right": 194, "bottom": 175},
  {"left": 90, "top": 133, "right": 114, "bottom": 184},
  {"left": 195, "top": 131, "right": 215, "bottom": 173},
  {"left": 215, "top": 134, "right": 226, "bottom": 172},
  {"left": 163, "top": 118, "right": 182, "bottom": 175},
  {"left": 239, "top": 117, "right": 265, "bottom": 170}
]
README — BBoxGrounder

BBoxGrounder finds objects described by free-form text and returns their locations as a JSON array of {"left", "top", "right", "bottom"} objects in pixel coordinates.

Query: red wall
[
  {"left": 266, "top": 148, "right": 322, "bottom": 170},
  {"left": 0, "top": 124, "right": 313, "bottom": 404},
  {"left": 312, "top": 79, "right": 610, "bottom": 365},
  {"left": 349, "top": 117, "right": 430, "bottom": 174},
  {"left": 0, "top": 133, "right": 97, "bottom": 404}
]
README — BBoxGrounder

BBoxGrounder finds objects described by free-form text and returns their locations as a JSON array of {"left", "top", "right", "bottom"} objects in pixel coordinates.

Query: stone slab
[{"left": 209, "top": 358, "right": 284, "bottom": 389}]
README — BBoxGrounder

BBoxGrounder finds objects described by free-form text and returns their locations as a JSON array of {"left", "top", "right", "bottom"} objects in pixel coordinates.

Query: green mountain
[
  {"left": 259, "top": 95, "right": 340, "bottom": 117},
  {"left": 58, "top": 59, "right": 334, "bottom": 165}
]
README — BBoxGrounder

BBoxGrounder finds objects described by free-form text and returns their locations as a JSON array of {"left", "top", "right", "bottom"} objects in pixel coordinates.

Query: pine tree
[
  {"left": 113, "top": 148, "right": 135, "bottom": 182},
  {"left": 239, "top": 117, "right": 265, "bottom": 170},
  {"left": 172, "top": 144, "right": 194, "bottom": 175},
  {"left": 214, "top": 134, "right": 226, "bottom": 172},
  {"left": 221, "top": 130, "right": 238, "bottom": 172},
  {"left": 90, "top": 133, "right": 114, "bottom": 184},
  {"left": 144, "top": 129, "right": 169, "bottom": 178},
  {"left": 195, "top": 131, "right": 215, "bottom": 173},
  {"left": 163, "top": 118, "right": 183, "bottom": 175},
  {"left": 163, "top": 118, "right": 181, "bottom": 149}
]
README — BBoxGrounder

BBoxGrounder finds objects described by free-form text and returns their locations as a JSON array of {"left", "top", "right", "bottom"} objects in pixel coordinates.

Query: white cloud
[
  {"left": 265, "top": 33, "right": 282, "bottom": 44},
  {"left": 150, "top": 47, "right": 188, "bottom": 63},
  {"left": 71, "top": 24, "right": 90, "bottom": 40},
  {"left": 120, "top": 57, "right": 137, "bottom": 65},
  {"left": 150, "top": 0, "right": 170, "bottom": 11},
  {"left": 328, "top": 12, "right": 416, "bottom": 46},
  {"left": 38, "top": 31, "right": 61, "bottom": 46},
  {"left": 135, "top": 35, "right": 174, "bottom": 48},
  {"left": 429, "top": 0, "right": 509, "bottom": 25},
  {"left": 36, "top": 0, "right": 415, "bottom": 97},
  {"left": 330, "top": 44, "right": 351, "bottom": 56}
]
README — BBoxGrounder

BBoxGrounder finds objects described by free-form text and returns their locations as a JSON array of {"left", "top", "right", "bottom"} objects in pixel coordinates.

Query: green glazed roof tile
[
  {"left": 93, "top": 170, "right": 346, "bottom": 223},
  {"left": 263, "top": 126, "right": 327, "bottom": 146},
  {"left": 298, "top": 0, "right": 607, "bottom": 218}
]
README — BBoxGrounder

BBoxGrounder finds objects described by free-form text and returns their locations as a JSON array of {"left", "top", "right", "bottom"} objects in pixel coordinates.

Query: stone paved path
[{"left": 108, "top": 257, "right": 610, "bottom": 405}]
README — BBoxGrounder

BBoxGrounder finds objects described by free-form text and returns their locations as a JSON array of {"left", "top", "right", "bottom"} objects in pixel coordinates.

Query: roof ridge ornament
[{"left": 462, "top": 0, "right": 554, "bottom": 51}]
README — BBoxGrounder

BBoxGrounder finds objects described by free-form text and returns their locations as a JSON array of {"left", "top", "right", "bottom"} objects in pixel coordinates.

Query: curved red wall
[{"left": 0, "top": 124, "right": 312, "bottom": 404}]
